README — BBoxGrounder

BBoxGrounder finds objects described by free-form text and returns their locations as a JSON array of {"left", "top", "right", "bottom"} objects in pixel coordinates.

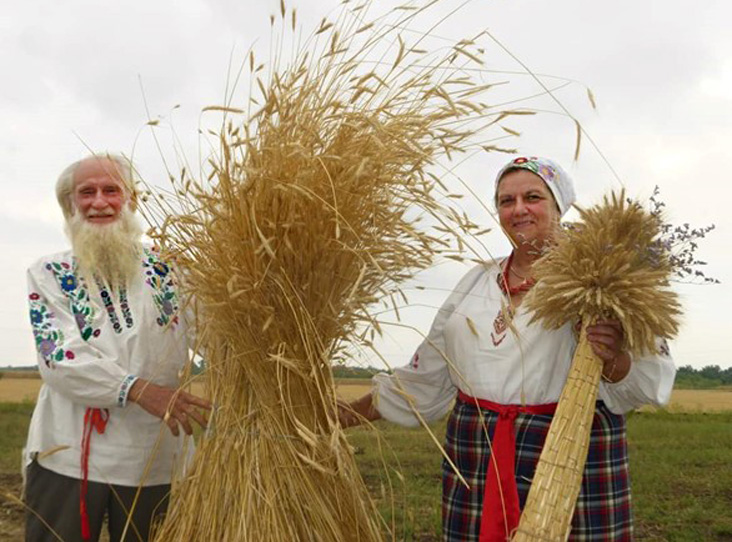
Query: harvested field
[
  {"left": 665, "top": 388, "right": 732, "bottom": 412},
  {"left": 0, "top": 378, "right": 40, "bottom": 403},
  {"left": 0, "top": 371, "right": 39, "bottom": 379},
  {"left": 333, "top": 379, "right": 372, "bottom": 401},
  {"left": 2, "top": 374, "right": 731, "bottom": 411}
]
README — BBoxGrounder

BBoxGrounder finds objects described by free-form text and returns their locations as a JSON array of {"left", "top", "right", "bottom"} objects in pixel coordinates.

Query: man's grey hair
[{"left": 55, "top": 153, "right": 137, "bottom": 220}]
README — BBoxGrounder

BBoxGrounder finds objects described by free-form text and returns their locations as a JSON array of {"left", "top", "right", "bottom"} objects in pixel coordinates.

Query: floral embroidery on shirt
[
  {"left": 658, "top": 338, "right": 671, "bottom": 357},
  {"left": 491, "top": 306, "right": 514, "bottom": 347},
  {"left": 118, "top": 374, "right": 138, "bottom": 407},
  {"left": 409, "top": 352, "right": 419, "bottom": 370},
  {"left": 142, "top": 248, "right": 179, "bottom": 328},
  {"left": 119, "top": 287, "right": 134, "bottom": 329},
  {"left": 95, "top": 279, "right": 134, "bottom": 333},
  {"left": 31, "top": 261, "right": 102, "bottom": 367},
  {"left": 98, "top": 284, "right": 123, "bottom": 334},
  {"left": 29, "top": 292, "right": 75, "bottom": 367},
  {"left": 46, "top": 261, "right": 100, "bottom": 342}
]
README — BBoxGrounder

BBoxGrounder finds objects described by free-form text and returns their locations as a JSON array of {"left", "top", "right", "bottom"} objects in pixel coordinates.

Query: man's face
[{"left": 72, "top": 158, "right": 129, "bottom": 225}]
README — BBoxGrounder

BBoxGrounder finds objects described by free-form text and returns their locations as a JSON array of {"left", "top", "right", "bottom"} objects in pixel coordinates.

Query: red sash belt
[
  {"left": 80, "top": 407, "right": 109, "bottom": 540},
  {"left": 457, "top": 390, "right": 557, "bottom": 542}
]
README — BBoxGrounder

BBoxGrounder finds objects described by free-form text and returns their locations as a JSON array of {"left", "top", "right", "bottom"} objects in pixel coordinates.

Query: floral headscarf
[{"left": 494, "top": 156, "right": 576, "bottom": 216}]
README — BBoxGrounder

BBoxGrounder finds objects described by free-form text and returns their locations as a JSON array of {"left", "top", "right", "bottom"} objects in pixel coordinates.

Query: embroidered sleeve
[
  {"left": 142, "top": 248, "right": 180, "bottom": 328},
  {"left": 372, "top": 265, "right": 485, "bottom": 427},
  {"left": 27, "top": 261, "right": 131, "bottom": 409},
  {"left": 118, "top": 375, "right": 139, "bottom": 408},
  {"left": 599, "top": 337, "right": 677, "bottom": 414}
]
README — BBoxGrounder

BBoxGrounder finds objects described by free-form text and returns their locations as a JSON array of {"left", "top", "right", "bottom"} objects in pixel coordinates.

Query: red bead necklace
[{"left": 498, "top": 252, "right": 535, "bottom": 296}]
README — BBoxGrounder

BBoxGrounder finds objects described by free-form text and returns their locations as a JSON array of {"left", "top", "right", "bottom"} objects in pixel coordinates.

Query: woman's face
[{"left": 496, "top": 169, "right": 560, "bottom": 247}]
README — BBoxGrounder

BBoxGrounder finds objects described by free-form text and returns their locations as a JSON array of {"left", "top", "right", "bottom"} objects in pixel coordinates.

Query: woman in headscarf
[{"left": 341, "top": 156, "right": 676, "bottom": 541}]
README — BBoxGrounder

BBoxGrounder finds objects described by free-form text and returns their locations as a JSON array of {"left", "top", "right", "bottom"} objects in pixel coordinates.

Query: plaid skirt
[{"left": 442, "top": 398, "right": 632, "bottom": 541}]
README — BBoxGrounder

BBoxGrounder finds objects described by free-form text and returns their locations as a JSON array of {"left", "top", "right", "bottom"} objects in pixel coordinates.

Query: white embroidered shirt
[
  {"left": 25, "top": 247, "right": 193, "bottom": 486},
  {"left": 373, "top": 261, "right": 676, "bottom": 427}
]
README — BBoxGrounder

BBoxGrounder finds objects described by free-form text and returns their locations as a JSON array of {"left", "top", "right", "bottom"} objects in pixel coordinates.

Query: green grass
[
  {"left": 348, "top": 412, "right": 732, "bottom": 541},
  {"left": 2, "top": 404, "right": 731, "bottom": 541},
  {"left": 628, "top": 411, "right": 732, "bottom": 541},
  {"left": 348, "top": 420, "right": 445, "bottom": 540},
  {"left": 0, "top": 402, "right": 34, "bottom": 472}
]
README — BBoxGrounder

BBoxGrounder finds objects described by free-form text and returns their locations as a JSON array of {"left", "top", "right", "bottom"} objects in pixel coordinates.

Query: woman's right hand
[
  {"left": 337, "top": 399, "right": 361, "bottom": 428},
  {"left": 337, "top": 393, "right": 381, "bottom": 428}
]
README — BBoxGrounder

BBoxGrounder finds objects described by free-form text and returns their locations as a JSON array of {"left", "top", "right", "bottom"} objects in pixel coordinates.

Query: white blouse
[
  {"left": 373, "top": 261, "right": 676, "bottom": 427},
  {"left": 24, "top": 248, "right": 193, "bottom": 486}
]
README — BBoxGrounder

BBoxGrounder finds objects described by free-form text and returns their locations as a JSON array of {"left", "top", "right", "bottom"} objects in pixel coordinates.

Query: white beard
[{"left": 67, "top": 205, "right": 143, "bottom": 288}]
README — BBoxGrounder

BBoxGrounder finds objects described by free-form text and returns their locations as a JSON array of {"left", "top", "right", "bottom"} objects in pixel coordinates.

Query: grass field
[{"left": 1, "top": 375, "right": 731, "bottom": 541}]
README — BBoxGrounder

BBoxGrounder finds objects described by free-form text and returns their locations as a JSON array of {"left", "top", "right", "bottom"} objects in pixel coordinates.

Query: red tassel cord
[{"left": 80, "top": 407, "right": 109, "bottom": 540}]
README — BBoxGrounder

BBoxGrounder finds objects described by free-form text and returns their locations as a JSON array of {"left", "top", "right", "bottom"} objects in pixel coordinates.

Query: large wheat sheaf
[
  {"left": 514, "top": 191, "right": 682, "bottom": 541},
  {"left": 144, "top": 2, "right": 514, "bottom": 540}
]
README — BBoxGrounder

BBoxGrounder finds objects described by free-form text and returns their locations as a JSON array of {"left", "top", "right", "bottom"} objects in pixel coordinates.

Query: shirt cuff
[
  {"left": 117, "top": 375, "right": 139, "bottom": 408},
  {"left": 604, "top": 352, "right": 635, "bottom": 387}
]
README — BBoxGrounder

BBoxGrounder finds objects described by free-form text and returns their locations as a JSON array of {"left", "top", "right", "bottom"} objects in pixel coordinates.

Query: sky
[{"left": 1, "top": 0, "right": 730, "bottom": 370}]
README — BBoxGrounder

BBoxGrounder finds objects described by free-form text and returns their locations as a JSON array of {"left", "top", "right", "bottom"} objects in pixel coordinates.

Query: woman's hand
[
  {"left": 338, "top": 393, "right": 381, "bottom": 429},
  {"left": 585, "top": 319, "right": 631, "bottom": 383},
  {"left": 129, "top": 379, "right": 212, "bottom": 436},
  {"left": 337, "top": 399, "right": 361, "bottom": 429}
]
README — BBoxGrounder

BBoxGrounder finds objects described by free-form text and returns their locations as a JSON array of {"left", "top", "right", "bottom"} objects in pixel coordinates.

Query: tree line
[{"left": 675, "top": 364, "right": 732, "bottom": 388}]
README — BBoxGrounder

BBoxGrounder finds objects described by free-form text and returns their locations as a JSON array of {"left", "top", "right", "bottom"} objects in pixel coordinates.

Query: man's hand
[{"left": 128, "top": 379, "right": 212, "bottom": 436}]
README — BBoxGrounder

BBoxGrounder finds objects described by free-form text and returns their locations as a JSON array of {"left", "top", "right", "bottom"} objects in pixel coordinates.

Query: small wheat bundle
[
  {"left": 144, "top": 2, "right": 503, "bottom": 541},
  {"left": 513, "top": 191, "right": 682, "bottom": 541}
]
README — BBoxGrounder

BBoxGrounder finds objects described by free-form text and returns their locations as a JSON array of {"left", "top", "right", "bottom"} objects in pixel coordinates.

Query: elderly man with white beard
[{"left": 23, "top": 154, "right": 211, "bottom": 542}]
